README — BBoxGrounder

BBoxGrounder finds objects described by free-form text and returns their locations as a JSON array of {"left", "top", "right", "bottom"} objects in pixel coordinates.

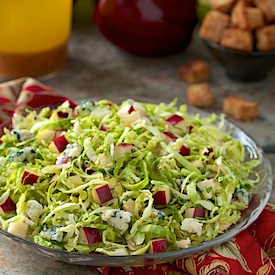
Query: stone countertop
[{"left": 0, "top": 29, "right": 274, "bottom": 275}]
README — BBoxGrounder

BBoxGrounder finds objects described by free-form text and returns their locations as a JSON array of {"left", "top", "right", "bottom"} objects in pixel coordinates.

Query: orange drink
[{"left": 0, "top": 0, "right": 72, "bottom": 78}]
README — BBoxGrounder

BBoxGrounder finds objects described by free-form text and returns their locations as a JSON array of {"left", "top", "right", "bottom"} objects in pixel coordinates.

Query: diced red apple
[
  {"left": 153, "top": 188, "right": 170, "bottom": 205},
  {"left": 163, "top": 131, "right": 177, "bottom": 142},
  {"left": 7, "top": 220, "right": 29, "bottom": 238},
  {"left": 113, "top": 143, "right": 134, "bottom": 161},
  {"left": 55, "top": 155, "right": 69, "bottom": 165},
  {"left": 49, "top": 135, "right": 69, "bottom": 153},
  {"left": 57, "top": 111, "right": 69, "bottom": 118},
  {"left": 185, "top": 208, "right": 206, "bottom": 218},
  {"left": 203, "top": 147, "right": 213, "bottom": 156},
  {"left": 187, "top": 125, "right": 194, "bottom": 134},
  {"left": 22, "top": 170, "right": 39, "bottom": 185},
  {"left": 100, "top": 124, "right": 108, "bottom": 131},
  {"left": 0, "top": 196, "right": 16, "bottom": 214},
  {"left": 179, "top": 145, "right": 190, "bottom": 156},
  {"left": 79, "top": 227, "right": 102, "bottom": 244},
  {"left": 166, "top": 114, "right": 184, "bottom": 126},
  {"left": 149, "top": 239, "right": 167, "bottom": 253},
  {"left": 92, "top": 183, "right": 113, "bottom": 204},
  {"left": 128, "top": 105, "right": 135, "bottom": 114}
]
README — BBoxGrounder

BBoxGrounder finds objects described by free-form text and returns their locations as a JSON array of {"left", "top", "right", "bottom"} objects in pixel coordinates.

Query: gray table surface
[{"left": 0, "top": 29, "right": 274, "bottom": 275}]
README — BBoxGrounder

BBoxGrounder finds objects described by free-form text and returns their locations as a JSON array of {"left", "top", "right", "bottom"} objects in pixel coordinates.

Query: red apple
[
  {"left": 187, "top": 125, "right": 194, "bottom": 134},
  {"left": 153, "top": 189, "right": 170, "bottom": 205},
  {"left": 92, "top": 183, "right": 113, "bottom": 204},
  {"left": 166, "top": 115, "right": 184, "bottom": 126},
  {"left": 179, "top": 145, "right": 190, "bottom": 156},
  {"left": 149, "top": 239, "right": 167, "bottom": 253},
  {"left": 22, "top": 170, "right": 39, "bottom": 185},
  {"left": 57, "top": 111, "right": 69, "bottom": 118},
  {"left": 100, "top": 124, "right": 108, "bottom": 131},
  {"left": 79, "top": 227, "right": 102, "bottom": 244},
  {"left": 49, "top": 135, "right": 69, "bottom": 153},
  {"left": 113, "top": 143, "right": 134, "bottom": 160},
  {"left": 94, "top": 0, "right": 197, "bottom": 56},
  {"left": 128, "top": 105, "right": 135, "bottom": 114},
  {"left": 203, "top": 147, "right": 214, "bottom": 156},
  {"left": 163, "top": 131, "right": 177, "bottom": 142},
  {"left": 0, "top": 196, "right": 16, "bottom": 214},
  {"left": 185, "top": 208, "right": 206, "bottom": 218}
]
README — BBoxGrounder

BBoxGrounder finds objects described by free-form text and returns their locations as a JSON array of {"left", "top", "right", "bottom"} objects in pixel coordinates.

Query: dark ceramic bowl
[{"left": 203, "top": 39, "right": 275, "bottom": 82}]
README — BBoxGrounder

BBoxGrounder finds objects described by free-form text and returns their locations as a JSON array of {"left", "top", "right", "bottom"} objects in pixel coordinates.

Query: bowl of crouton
[{"left": 199, "top": 0, "right": 275, "bottom": 82}]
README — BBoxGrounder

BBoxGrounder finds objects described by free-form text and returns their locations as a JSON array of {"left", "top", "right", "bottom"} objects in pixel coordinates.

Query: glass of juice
[{"left": 0, "top": 0, "right": 72, "bottom": 79}]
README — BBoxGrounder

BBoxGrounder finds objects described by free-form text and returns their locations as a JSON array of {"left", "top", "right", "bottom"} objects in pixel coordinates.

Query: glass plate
[{"left": 0, "top": 107, "right": 272, "bottom": 267}]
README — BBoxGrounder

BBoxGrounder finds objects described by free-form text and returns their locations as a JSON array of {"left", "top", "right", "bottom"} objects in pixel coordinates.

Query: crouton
[
  {"left": 209, "top": 0, "right": 236, "bottom": 13},
  {"left": 254, "top": 0, "right": 275, "bottom": 22},
  {"left": 199, "top": 10, "right": 230, "bottom": 43},
  {"left": 178, "top": 60, "right": 211, "bottom": 83},
  {"left": 220, "top": 28, "right": 253, "bottom": 51},
  {"left": 231, "top": 1, "right": 265, "bottom": 30},
  {"left": 186, "top": 83, "right": 214, "bottom": 108},
  {"left": 223, "top": 96, "right": 258, "bottom": 121},
  {"left": 256, "top": 25, "right": 275, "bottom": 51},
  {"left": 231, "top": 0, "right": 246, "bottom": 28}
]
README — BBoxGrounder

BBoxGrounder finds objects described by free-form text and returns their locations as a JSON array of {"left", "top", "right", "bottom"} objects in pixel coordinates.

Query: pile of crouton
[
  {"left": 200, "top": 0, "right": 275, "bottom": 52},
  {"left": 178, "top": 59, "right": 259, "bottom": 121}
]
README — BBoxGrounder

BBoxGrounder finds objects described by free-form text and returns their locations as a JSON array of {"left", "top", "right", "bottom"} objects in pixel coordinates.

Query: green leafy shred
[{"left": 0, "top": 99, "right": 259, "bottom": 255}]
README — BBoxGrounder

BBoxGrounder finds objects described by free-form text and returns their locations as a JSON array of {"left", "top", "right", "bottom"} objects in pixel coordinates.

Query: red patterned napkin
[
  {"left": 0, "top": 78, "right": 274, "bottom": 275},
  {"left": 101, "top": 205, "right": 275, "bottom": 275},
  {"left": 0, "top": 78, "right": 76, "bottom": 135}
]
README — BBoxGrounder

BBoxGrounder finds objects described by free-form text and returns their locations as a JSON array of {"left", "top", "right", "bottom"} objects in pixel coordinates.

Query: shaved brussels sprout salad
[{"left": 0, "top": 99, "right": 259, "bottom": 255}]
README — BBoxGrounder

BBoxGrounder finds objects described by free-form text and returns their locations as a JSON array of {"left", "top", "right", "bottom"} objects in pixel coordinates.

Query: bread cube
[
  {"left": 223, "top": 96, "right": 259, "bottom": 121},
  {"left": 186, "top": 83, "right": 214, "bottom": 108},
  {"left": 199, "top": 10, "right": 230, "bottom": 43},
  {"left": 254, "top": 0, "right": 275, "bottom": 23},
  {"left": 220, "top": 28, "right": 253, "bottom": 51},
  {"left": 256, "top": 25, "right": 275, "bottom": 51},
  {"left": 232, "top": 1, "right": 264, "bottom": 30},
  {"left": 178, "top": 60, "right": 211, "bottom": 83},
  {"left": 210, "top": 0, "right": 236, "bottom": 13}
]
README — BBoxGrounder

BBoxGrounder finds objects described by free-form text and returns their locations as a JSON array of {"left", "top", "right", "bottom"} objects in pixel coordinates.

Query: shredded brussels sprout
[{"left": 0, "top": 99, "right": 259, "bottom": 255}]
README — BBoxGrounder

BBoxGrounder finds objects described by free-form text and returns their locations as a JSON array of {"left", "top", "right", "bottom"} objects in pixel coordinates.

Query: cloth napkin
[{"left": 0, "top": 78, "right": 274, "bottom": 275}]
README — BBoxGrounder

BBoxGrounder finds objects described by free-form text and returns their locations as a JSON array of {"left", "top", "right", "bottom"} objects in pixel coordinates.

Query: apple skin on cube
[
  {"left": 179, "top": 145, "right": 190, "bottom": 156},
  {"left": 153, "top": 188, "right": 170, "bottom": 205},
  {"left": 100, "top": 124, "right": 108, "bottom": 131},
  {"left": 128, "top": 105, "right": 135, "bottom": 114},
  {"left": 92, "top": 183, "right": 113, "bottom": 204},
  {"left": 149, "top": 239, "right": 167, "bottom": 253},
  {"left": 163, "top": 131, "right": 177, "bottom": 142},
  {"left": 49, "top": 135, "right": 69, "bottom": 153},
  {"left": 22, "top": 170, "right": 39, "bottom": 185},
  {"left": 57, "top": 111, "right": 69, "bottom": 118},
  {"left": 165, "top": 114, "right": 184, "bottom": 126},
  {"left": 79, "top": 227, "right": 102, "bottom": 245},
  {"left": 0, "top": 196, "right": 16, "bottom": 214},
  {"left": 185, "top": 208, "right": 206, "bottom": 218}
]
